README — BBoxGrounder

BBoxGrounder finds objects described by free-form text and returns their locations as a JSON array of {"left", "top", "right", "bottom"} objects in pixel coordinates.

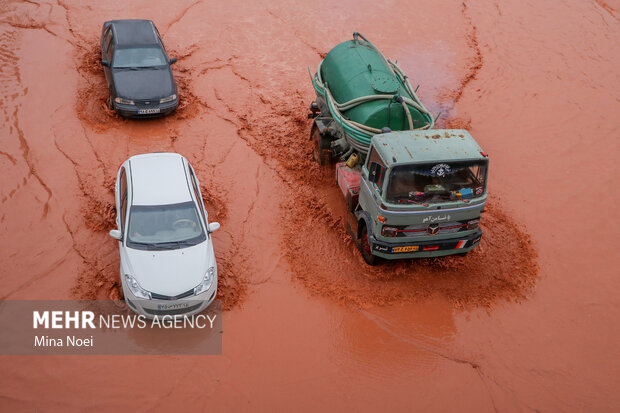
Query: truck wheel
[
  {"left": 359, "top": 224, "right": 377, "bottom": 266},
  {"left": 311, "top": 123, "right": 332, "bottom": 165}
]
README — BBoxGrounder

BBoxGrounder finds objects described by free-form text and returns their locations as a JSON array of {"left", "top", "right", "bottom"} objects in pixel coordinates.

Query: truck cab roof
[{"left": 372, "top": 130, "right": 486, "bottom": 166}]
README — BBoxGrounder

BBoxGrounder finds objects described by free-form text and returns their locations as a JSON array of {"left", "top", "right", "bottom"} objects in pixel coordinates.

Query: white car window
[{"left": 126, "top": 201, "right": 206, "bottom": 249}]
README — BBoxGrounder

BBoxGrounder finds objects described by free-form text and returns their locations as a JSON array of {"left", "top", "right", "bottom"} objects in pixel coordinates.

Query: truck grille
[{"left": 391, "top": 221, "right": 469, "bottom": 238}]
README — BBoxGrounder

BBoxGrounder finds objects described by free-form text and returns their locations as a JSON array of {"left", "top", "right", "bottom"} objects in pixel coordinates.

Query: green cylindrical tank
[{"left": 319, "top": 34, "right": 431, "bottom": 131}]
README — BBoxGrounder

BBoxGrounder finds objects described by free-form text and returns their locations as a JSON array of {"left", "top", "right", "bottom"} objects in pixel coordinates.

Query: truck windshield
[
  {"left": 385, "top": 161, "right": 488, "bottom": 204},
  {"left": 127, "top": 201, "right": 206, "bottom": 249}
]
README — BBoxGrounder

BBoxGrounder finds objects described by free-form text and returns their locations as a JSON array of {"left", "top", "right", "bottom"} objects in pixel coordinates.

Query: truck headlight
[
  {"left": 194, "top": 266, "right": 215, "bottom": 295},
  {"left": 160, "top": 94, "right": 177, "bottom": 103},
  {"left": 467, "top": 219, "right": 480, "bottom": 230},
  {"left": 382, "top": 226, "right": 398, "bottom": 237},
  {"left": 124, "top": 274, "right": 151, "bottom": 299},
  {"left": 115, "top": 97, "right": 135, "bottom": 105}
]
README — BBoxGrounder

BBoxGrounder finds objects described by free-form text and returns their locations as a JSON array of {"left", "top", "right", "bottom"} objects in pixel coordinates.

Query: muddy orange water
[{"left": 1, "top": 0, "right": 619, "bottom": 411}]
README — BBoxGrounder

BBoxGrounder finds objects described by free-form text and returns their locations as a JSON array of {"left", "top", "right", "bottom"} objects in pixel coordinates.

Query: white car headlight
[
  {"left": 160, "top": 94, "right": 177, "bottom": 103},
  {"left": 124, "top": 274, "right": 151, "bottom": 299},
  {"left": 194, "top": 266, "right": 215, "bottom": 295},
  {"left": 115, "top": 97, "right": 135, "bottom": 105}
]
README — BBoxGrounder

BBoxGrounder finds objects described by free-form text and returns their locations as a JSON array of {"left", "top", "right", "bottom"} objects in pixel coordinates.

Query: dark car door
[{"left": 101, "top": 26, "right": 114, "bottom": 90}]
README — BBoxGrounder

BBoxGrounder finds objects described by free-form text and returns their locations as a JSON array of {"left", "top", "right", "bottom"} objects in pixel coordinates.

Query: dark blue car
[{"left": 100, "top": 19, "right": 179, "bottom": 117}]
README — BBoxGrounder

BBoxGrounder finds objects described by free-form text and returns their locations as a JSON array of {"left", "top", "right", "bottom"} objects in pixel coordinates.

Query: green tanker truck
[{"left": 308, "top": 33, "right": 488, "bottom": 265}]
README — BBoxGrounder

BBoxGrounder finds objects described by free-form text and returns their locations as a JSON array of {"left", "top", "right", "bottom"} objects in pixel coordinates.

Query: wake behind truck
[{"left": 308, "top": 33, "right": 488, "bottom": 265}]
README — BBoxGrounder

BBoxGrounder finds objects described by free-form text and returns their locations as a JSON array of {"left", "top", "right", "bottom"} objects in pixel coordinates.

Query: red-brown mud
[
  {"left": 1, "top": 0, "right": 619, "bottom": 411},
  {"left": 284, "top": 195, "right": 537, "bottom": 308}
]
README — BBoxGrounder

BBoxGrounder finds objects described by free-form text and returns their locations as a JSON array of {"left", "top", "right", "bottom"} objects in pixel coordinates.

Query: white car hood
[{"left": 123, "top": 242, "right": 212, "bottom": 296}]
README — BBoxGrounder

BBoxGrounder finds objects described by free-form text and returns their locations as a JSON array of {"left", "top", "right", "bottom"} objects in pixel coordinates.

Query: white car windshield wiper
[
  {"left": 146, "top": 240, "right": 199, "bottom": 249},
  {"left": 164, "top": 240, "right": 200, "bottom": 247},
  {"left": 133, "top": 242, "right": 177, "bottom": 250}
]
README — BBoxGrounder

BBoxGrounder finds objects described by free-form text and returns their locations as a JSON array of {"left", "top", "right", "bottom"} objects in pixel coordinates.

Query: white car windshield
[
  {"left": 113, "top": 47, "right": 167, "bottom": 68},
  {"left": 385, "top": 161, "right": 488, "bottom": 204},
  {"left": 127, "top": 201, "right": 205, "bottom": 249}
]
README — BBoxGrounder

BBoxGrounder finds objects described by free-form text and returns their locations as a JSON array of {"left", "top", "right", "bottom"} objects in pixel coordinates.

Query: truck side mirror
[
  {"left": 100, "top": 59, "right": 109, "bottom": 67},
  {"left": 208, "top": 222, "right": 220, "bottom": 233},
  {"left": 368, "top": 162, "right": 383, "bottom": 185},
  {"left": 169, "top": 57, "right": 177, "bottom": 64}
]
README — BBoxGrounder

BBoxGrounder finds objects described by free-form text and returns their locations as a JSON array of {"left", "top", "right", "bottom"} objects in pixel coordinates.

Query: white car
[{"left": 109, "top": 153, "right": 220, "bottom": 317}]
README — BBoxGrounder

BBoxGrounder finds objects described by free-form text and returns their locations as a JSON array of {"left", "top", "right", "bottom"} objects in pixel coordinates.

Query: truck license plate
[
  {"left": 392, "top": 246, "right": 419, "bottom": 253},
  {"left": 138, "top": 108, "right": 160, "bottom": 114}
]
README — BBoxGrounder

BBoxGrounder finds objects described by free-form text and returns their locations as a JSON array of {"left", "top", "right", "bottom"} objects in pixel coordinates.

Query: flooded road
[{"left": 1, "top": 0, "right": 619, "bottom": 411}]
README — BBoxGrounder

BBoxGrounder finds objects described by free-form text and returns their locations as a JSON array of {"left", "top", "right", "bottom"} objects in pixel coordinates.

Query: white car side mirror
[
  {"left": 208, "top": 222, "right": 220, "bottom": 233},
  {"left": 109, "top": 229, "right": 122, "bottom": 240}
]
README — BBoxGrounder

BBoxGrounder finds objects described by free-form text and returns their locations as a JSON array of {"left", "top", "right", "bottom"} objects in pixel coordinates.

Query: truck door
[{"left": 360, "top": 146, "right": 387, "bottom": 213}]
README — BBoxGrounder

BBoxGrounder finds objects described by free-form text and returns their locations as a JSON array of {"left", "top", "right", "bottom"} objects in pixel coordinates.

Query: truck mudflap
[{"left": 370, "top": 229, "right": 482, "bottom": 257}]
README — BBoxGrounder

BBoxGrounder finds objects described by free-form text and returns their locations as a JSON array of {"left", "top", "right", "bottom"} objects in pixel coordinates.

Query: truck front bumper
[{"left": 370, "top": 228, "right": 482, "bottom": 259}]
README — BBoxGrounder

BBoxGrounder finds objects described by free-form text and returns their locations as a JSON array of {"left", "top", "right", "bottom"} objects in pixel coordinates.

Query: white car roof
[{"left": 128, "top": 153, "right": 193, "bottom": 206}]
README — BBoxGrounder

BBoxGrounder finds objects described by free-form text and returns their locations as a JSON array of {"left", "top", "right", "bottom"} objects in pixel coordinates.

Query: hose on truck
[{"left": 309, "top": 33, "right": 435, "bottom": 154}]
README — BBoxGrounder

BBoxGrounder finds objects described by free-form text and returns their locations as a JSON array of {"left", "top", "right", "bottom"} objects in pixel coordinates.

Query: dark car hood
[{"left": 112, "top": 67, "right": 175, "bottom": 100}]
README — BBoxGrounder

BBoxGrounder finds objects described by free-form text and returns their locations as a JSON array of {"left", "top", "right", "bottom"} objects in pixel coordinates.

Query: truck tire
[
  {"left": 359, "top": 224, "right": 377, "bottom": 265},
  {"left": 345, "top": 191, "right": 357, "bottom": 213},
  {"left": 311, "top": 123, "right": 332, "bottom": 165}
]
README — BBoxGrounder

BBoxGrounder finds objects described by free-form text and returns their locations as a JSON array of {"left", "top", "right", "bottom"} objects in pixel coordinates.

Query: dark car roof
[{"left": 106, "top": 19, "right": 159, "bottom": 47}]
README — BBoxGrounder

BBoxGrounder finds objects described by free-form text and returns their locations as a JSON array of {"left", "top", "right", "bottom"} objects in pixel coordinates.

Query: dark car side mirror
[
  {"left": 100, "top": 59, "right": 109, "bottom": 67},
  {"left": 169, "top": 57, "right": 177, "bottom": 64}
]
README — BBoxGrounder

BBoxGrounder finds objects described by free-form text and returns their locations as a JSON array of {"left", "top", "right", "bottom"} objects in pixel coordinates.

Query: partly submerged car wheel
[
  {"left": 107, "top": 94, "right": 114, "bottom": 110},
  {"left": 311, "top": 123, "right": 331, "bottom": 165},
  {"left": 359, "top": 224, "right": 377, "bottom": 266}
]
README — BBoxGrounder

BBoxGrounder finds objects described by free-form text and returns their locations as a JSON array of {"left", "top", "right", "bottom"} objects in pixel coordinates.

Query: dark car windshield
[
  {"left": 127, "top": 201, "right": 206, "bottom": 250},
  {"left": 113, "top": 47, "right": 167, "bottom": 68},
  {"left": 385, "top": 161, "right": 488, "bottom": 204}
]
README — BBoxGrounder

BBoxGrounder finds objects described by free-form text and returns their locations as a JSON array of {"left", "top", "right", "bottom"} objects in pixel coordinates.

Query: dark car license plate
[{"left": 138, "top": 108, "right": 161, "bottom": 115}]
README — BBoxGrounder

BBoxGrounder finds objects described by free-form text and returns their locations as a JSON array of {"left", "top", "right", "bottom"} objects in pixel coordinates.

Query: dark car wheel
[
  {"left": 107, "top": 94, "right": 114, "bottom": 110},
  {"left": 359, "top": 224, "right": 377, "bottom": 265}
]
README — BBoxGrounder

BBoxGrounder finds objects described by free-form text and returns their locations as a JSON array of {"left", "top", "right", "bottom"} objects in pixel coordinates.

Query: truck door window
[{"left": 366, "top": 148, "right": 387, "bottom": 194}]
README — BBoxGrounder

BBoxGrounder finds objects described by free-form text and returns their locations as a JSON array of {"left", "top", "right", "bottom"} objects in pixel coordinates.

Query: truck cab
[{"left": 340, "top": 129, "right": 488, "bottom": 264}]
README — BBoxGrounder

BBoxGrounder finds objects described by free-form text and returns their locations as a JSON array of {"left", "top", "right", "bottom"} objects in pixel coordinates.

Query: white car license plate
[{"left": 138, "top": 108, "right": 161, "bottom": 115}]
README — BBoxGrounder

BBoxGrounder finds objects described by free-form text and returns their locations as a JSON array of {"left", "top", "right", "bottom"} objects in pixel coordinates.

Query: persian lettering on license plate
[
  {"left": 138, "top": 108, "right": 160, "bottom": 114},
  {"left": 392, "top": 246, "right": 419, "bottom": 253}
]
